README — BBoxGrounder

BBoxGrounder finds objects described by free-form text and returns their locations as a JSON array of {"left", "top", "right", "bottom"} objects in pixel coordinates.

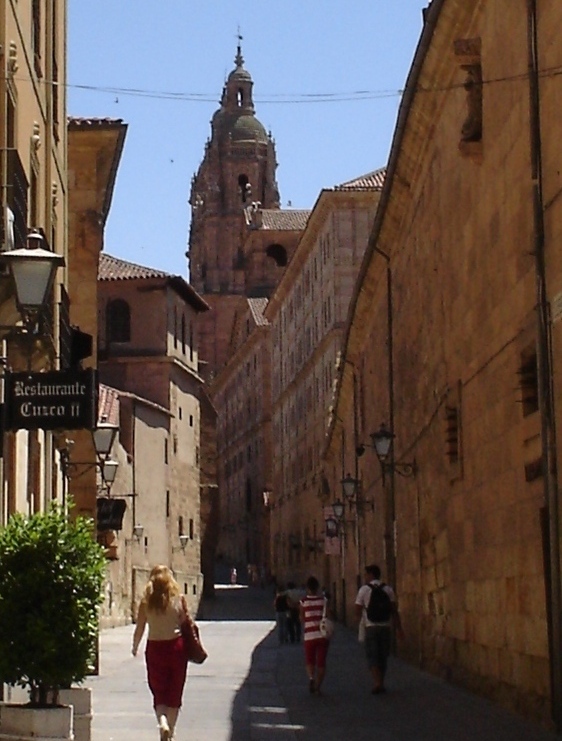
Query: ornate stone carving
[
  {"left": 460, "top": 64, "right": 482, "bottom": 142},
  {"left": 31, "top": 121, "right": 41, "bottom": 151},
  {"left": 8, "top": 41, "right": 18, "bottom": 75},
  {"left": 455, "top": 38, "right": 482, "bottom": 147}
]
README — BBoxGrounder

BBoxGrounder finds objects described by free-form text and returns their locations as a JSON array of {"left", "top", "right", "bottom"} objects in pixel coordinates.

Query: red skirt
[{"left": 145, "top": 637, "right": 188, "bottom": 708}]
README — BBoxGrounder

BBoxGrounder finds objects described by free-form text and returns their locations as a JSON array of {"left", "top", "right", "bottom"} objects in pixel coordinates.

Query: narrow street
[{"left": 88, "top": 584, "right": 560, "bottom": 741}]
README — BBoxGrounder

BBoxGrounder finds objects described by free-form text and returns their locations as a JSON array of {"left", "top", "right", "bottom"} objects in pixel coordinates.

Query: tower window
[
  {"left": 237, "top": 88, "right": 244, "bottom": 106},
  {"left": 238, "top": 174, "right": 250, "bottom": 203},
  {"left": 107, "top": 299, "right": 130, "bottom": 343},
  {"left": 266, "top": 243, "right": 288, "bottom": 267}
]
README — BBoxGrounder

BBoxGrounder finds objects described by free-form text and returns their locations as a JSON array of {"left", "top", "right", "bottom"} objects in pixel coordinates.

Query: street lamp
[
  {"left": 370, "top": 423, "right": 417, "bottom": 481},
  {"left": 340, "top": 472, "right": 374, "bottom": 512},
  {"left": 125, "top": 523, "right": 144, "bottom": 545},
  {"left": 172, "top": 534, "right": 190, "bottom": 553},
  {"left": 332, "top": 499, "right": 345, "bottom": 520},
  {"left": 92, "top": 422, "right": 119, "bottom": 461},
  {"left": 1, "top": 230, "right": 64, "bottom": 331},
  {"left": 356, "top": 424, "right": 418, "bottom": 482},
  {"left": 341, "top": 473, "right": 358, "bottom": 500},
  {"left": 101, "top": 459, "right": 119, "bottom": 486}
]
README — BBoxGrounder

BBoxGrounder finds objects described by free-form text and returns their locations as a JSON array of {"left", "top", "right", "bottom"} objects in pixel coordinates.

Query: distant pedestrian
[
  {"left": 286, "top": 581, "right": 303, "bottom": 643},
  {"left": 132, "top": 565, "right": 190, "bottom": 740},
  {"left": 230, "top": 566, "right": 237, "bottom": 585},
  {"left": 299, "top": 575, "right": 331, "bottom": 694},
  {"left": 273, "top": 584, "right": 289, "bottom": 644},
  {"left": 354, "top": 564, "right": 404, "bottom": 695}
]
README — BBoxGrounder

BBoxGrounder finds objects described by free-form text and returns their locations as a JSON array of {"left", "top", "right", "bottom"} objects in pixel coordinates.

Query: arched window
[
  {"left": 107, "top": 299, "right": 130, "bottom": 343},
  {"left": 266, "top": 243, "right": 288, "bottom": 267},
  {"left": 189, "top": 322, "right": 194, "bottom": 361}
]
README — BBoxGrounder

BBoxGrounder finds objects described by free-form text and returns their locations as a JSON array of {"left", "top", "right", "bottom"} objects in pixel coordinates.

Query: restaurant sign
[{"left": 4, "top": 368, "right": 98, "bottom": 431}]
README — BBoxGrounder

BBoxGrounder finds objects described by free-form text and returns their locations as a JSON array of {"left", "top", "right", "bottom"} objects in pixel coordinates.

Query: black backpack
[{"left": 366, "top": 583, "right": 393, "bottom": 623}]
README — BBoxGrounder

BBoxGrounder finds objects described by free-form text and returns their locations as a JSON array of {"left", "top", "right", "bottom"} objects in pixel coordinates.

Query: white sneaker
[{"left": 158, "top": 715, "right": 170, "bottom": 741}]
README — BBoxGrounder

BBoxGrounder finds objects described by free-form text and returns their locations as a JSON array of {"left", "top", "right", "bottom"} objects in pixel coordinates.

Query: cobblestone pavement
[{"left": 88, "top": 584, "right": 561, "bottom": 741}]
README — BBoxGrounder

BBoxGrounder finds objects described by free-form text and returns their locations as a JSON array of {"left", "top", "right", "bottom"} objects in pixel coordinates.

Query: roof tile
[
  {"left": 99, "top": 253, "right": 169, "bottom": 281},
  {"left": 334, "top": 167, "right": 386, "bottom": 191},
  {"left": 260, "top": 209, "right": 311, "bottom": 230},
  {"left": 98, "top": 384, "right": 120, "bottom": 426}
]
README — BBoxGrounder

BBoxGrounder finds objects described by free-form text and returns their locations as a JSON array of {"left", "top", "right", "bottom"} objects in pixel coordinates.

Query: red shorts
[
  {"left": 304, "top": 637, "right": 329, "bottom": 669},
  {"left": 145, "top": 637, "right": 188, "bottom": 708}
]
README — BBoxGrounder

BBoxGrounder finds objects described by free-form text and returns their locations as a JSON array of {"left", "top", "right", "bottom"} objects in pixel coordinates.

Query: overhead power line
[{"left": 11, "top": 63, "right": 562, "bottom": 105}]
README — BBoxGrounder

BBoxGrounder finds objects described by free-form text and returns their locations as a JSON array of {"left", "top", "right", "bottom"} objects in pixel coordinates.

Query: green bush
[{"left": 0, "top": 502, "right": 106, "bottom": 705}]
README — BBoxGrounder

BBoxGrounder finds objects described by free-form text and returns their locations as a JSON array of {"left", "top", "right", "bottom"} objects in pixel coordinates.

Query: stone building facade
[
  {"left": 265, "top": 171, "right": 384, "bottom": 588},
  {"left": 67, "top": 117, "right": 127, "bottom": 521},
  {"left": 0, "top": 0, "right": 68, "bottom": 524},
  {"left": 97, "top": 253, "right": 209, "bottom": 609},
  {"left": 325, "top": 0, "right": 562, "bottom": 728},
  {"left": 211, "top": 298, "right": 273, "bottom": 572}
]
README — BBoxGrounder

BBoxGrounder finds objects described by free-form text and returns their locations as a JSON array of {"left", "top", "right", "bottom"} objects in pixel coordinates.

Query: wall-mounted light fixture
[
  {"left": 1, "top": 230, "right": 64, "bottom": 334},
  {"left": 173, "top": 534, "right": 190, "bottom": 553},
  {"left": 59, "top": 421, "right": 120, "bottom": 492},
  {"left": 357, "top": 424, "right": 417, "bottom": 482},
  {"left": 341, "top": 473, "right": 374, "bottom": 512},
  {"left": 126, "top": 524, "right": 144, "bottom": 543}
]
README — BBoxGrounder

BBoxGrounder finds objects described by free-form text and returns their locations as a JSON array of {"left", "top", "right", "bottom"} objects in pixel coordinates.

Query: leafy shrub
[{"left": 0, "top": 502, "right": 106, "bottom": 705}]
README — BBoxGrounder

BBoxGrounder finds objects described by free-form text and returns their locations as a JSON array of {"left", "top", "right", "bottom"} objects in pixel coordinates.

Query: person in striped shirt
[{"left": 299, "top": 575, "right": 330, "bottom": 694}]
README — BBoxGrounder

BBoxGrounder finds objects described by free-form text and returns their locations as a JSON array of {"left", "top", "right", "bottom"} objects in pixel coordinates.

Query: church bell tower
[{"left": 187, "top": 42, "right": 280, "bottom": 377}]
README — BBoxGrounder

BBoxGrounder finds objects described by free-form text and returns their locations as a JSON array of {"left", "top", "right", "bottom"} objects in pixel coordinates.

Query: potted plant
[{"left": 0, "top": 502, "right": 106, "bottom": 740}]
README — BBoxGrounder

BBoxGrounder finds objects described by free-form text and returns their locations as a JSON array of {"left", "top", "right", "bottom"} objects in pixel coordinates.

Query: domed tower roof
[{"left": 211, "top": 41, "right": 268, "bottom": 144}]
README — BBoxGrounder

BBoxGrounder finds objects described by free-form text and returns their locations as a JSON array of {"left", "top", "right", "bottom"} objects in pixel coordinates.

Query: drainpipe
[
  {"left": 527, "top": 0, "right": 562, "bottom": 729},
  {"left": 374, "top": 247, "right": 396, "bottom": 593}
]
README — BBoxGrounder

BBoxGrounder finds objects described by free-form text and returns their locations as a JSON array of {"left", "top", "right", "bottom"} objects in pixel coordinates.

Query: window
[
  {"left": 52, "top": 2, "right": 59, "bottom": 140},
  {"left": 520, "top": 348, "right": 539, "bottom": 417},
  {"left": 29, "top": 167, "right": 38, "bottom": 228},
  {"left": 178, "top": 515, "right": 184, "bottom": 536},
  {"left": 181, "top": 314, "right": 186, "bottom": 354},
  {"left": 238, "top": 174, "right": 249, "bottom": 203},
  {"left": 32, "top": 0, "right": 42, "bottom": 77},
  {"left": 189, "top": 518, "right": 194, "bottom": 539},
  {"left": 266, "top": 243, "right": 287, "bottom": 267},
  {"left": 107, "top": 299, "right": 130, "bottom": 343},
  {"left": 166, "top": 491, "right": 170, "bottom": 517}
]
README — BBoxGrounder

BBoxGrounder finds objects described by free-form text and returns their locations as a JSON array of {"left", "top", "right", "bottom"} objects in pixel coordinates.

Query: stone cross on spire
[{"left": 235, "top": 27, "right": 244, "bottom": 67}]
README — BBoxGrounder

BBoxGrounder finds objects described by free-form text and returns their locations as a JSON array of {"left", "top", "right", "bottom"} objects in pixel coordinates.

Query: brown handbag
[{"left": 180, "top": 598, "right": 208, "bottom": 664}]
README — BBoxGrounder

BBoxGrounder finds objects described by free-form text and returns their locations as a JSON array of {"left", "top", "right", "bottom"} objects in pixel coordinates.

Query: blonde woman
[{"left": 132, "top": 565, "right": 189, "bottom": 741}]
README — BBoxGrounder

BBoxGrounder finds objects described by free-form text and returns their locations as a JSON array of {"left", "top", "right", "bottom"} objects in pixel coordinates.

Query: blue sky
[{"left": 68, "top": 1, "right": 428, "bottom": 277}]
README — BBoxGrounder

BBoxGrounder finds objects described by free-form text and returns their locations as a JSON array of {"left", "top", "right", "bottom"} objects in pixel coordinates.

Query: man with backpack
[{"left": 354, "top": 564, "right": 404, "bottom": 694}]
